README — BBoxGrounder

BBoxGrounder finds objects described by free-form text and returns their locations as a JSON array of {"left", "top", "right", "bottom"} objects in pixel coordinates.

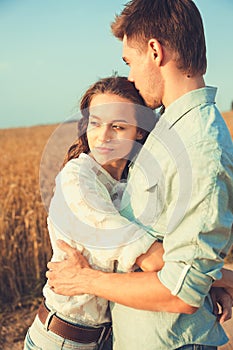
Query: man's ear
[{"left": 148, "top": 38, "right": 163, "bottom": 65}]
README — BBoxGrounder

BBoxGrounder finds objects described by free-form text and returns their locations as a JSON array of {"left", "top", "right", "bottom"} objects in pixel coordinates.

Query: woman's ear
[{"left": 136, "top": 129, "right": 145, "bottom": 141}]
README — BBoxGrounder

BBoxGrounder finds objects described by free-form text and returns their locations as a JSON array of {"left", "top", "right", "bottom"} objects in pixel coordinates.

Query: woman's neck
[
  {"left": 88, "top": 152, "right": 127, "bottom": 180},
  {"left": 102, "top": 159, "right": 128, "bottom": 180}
]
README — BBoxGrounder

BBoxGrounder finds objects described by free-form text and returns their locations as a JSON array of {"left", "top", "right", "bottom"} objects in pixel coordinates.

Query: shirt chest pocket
[
  {"left": 146, "top": 179, "right": 165, "bottom": 226},
  {"left": 128, "top": 169, "right": 165, "bottom": 228}
]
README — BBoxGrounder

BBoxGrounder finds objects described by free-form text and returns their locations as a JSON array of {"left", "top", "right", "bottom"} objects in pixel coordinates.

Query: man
[{"left": 47, "top": 1, "right": 233, "bottom": 349}]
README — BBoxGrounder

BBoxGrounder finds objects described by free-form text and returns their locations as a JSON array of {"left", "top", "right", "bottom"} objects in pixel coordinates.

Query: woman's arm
[
  {"left": 210, "top": 287, "right": 233, "bottom": 323},
  {"left": 136, "top": 240, "right": 164, "bottom": 272},
  {"left": 213, "top": 267, "right": 233, "bottom": 288},
  {"left": 213, "top": 267, "right": 233, "bottom": 303},
  {"left": 52, "top": 158, "right": 157, "bottom": 270}
]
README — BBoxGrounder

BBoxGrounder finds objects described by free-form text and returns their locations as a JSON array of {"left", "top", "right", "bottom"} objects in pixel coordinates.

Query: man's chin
[
  {"left": 143, "top": 95, "right": 162, "bottom": 110},
  {"left": 146, "top": 101, "right": 162, "bottom": 110}
]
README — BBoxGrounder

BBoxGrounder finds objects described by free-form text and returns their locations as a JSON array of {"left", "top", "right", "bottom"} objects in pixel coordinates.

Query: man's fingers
[
  {"left": 56, "top": 239, "right": 77, "bottom": 254},
  {"left": 46, "top": 265, "right": 56, "bottom": 279},
  {"left": 47, "top": 260, "right": 62, "bottom": 270}
]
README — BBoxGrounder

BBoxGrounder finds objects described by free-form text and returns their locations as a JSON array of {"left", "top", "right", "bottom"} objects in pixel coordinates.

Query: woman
[{"left": 24, "top": 76, "right": 160, "bottom": 350}]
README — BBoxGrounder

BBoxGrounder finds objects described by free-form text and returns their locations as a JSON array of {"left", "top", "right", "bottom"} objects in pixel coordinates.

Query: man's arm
[
  {"left": 47, "top": 240, "right": 233, "bottom": 322},
  {"left": 47, "top": 240, "right": 197, "bottom": 314},
  {"left": 135, "top": 242, "right": 233, "bottom": 301}
]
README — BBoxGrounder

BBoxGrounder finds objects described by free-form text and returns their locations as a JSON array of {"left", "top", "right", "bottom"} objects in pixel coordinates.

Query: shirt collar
[
  {"left": 161, "top": 86, "right": 217, "bottom": 128},
  {"left": 80, "top": 153, "right": 118, "bottom": 188}
]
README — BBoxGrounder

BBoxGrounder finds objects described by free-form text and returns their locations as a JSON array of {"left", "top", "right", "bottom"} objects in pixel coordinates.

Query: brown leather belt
[{"left": 38, "top": 301, "right": 112, "bottom": 344}]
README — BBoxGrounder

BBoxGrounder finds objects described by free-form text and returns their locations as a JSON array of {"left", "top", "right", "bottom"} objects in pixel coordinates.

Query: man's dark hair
[{"left": 111, "top": 0, "right": 207, "bottom": 76}]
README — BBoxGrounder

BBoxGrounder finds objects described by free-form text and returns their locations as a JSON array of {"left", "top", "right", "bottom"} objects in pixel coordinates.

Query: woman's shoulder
[
  {"left": 62, "top": 154, "right": 118, "bottom": 184},
  {"left": 59, "top": 153, "right": 116, "bottom": 187},
  {"left": 61, "top": 153, "right": 96, "bottom": 174}
]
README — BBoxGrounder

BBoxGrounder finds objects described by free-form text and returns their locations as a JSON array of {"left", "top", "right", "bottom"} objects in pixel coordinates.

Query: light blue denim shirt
[{"left": 116, "top": 86, "right": 233, "bottom": 348}]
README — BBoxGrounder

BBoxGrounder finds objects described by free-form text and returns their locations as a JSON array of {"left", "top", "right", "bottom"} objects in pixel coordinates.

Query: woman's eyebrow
[
  {"left": 89, "top": 115, "right": 101, "bottom": 119},
  {"left": 89, "top": 115, "right": 130, "bottom": 124},
  {"left": 111, "top": 119, "right": 129, "bottom": 123}
]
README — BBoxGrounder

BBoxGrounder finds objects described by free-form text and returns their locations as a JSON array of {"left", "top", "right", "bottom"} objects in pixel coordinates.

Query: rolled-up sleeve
[{"left": 158, "top": 145, "right": 233, "bottom": 307}]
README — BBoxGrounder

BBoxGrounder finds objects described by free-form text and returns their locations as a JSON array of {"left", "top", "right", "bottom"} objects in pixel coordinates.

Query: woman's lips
[{"left": 95, "top": 146, "right": 114, "bottom": 154}]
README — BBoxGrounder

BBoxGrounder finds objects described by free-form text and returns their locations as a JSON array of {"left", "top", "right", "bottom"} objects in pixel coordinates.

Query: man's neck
[{"left": 162, "top": 67, "right": 205, "bottom": 108}]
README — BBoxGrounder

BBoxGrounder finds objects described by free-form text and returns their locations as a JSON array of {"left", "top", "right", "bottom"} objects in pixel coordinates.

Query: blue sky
[{"left": 1, "top": 0, "right": 233, "bottom": 129}]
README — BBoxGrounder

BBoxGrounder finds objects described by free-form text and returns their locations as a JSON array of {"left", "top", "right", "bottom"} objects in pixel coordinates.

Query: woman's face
[{"left": 87, "top": 93, "right": 142, "bottom": 169}]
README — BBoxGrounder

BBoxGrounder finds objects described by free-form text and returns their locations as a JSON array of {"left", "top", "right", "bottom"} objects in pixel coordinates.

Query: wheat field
[
  {"left": 0, "top": 125, "right": 57, "bottom": 309},
  {"left": 0, "top": 112, "right": 232, "bottom": 349}
]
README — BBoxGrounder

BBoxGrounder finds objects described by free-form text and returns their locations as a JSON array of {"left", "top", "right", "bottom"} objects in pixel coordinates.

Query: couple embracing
[{"left": 25, "top": 1, "right": 233, "bottom": 349}]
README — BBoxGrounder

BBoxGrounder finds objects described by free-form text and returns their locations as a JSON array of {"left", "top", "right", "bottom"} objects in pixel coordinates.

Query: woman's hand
[
  {"left": 224, "top": 286, "right": 233, "bottom": 300},
  {"left": 210, "top": 287, "right": 233, "bottom": 324},
  {"left": 136, "top": 241, "right": 164, "bottom": 272}
]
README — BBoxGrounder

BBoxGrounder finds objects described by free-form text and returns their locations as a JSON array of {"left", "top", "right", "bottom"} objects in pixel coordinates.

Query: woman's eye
[
  {"left": 89, "top": 121, "right": 100, "bottom": 127},
  {"left": 112, "top": 124, "right": 125, "bottom": 130}
]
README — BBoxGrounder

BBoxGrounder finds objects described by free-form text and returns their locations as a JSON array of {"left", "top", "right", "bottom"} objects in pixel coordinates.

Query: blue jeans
[
  {"left": 176, "top": 345, "right": 217, "bottom": 350},
  {"left": 24, "top": 315, "right": 112, "bottom": 350}
]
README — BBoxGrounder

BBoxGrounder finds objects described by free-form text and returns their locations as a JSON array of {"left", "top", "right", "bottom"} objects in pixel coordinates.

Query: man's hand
[
  {"left": 210, "top": 287, "right": 233, "bottom": 324},
  {"left": 46, "top": 240, "right": 92, "bottom": 295}
]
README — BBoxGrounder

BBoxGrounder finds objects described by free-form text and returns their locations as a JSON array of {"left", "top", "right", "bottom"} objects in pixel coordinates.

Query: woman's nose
[{"left": 98, "top": 125, "right": 113, "bottom": 142}]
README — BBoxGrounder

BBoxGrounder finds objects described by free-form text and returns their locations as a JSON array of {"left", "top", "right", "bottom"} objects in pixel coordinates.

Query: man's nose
[{"left": 128, "top": 70, "right": 134, "bottom": 82}]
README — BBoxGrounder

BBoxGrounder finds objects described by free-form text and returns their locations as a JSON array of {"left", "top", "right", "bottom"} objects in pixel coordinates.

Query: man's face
[{"left": 122, "top": 35, "right": 163, "bottom": 109}]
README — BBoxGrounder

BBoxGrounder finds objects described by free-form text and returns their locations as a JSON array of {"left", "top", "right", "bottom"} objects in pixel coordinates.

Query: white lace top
[{"left": 43, "top": 153, "right": 156, "bottom": 326}]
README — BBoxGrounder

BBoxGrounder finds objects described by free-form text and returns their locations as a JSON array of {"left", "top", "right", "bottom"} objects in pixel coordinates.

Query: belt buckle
[{"left": 97, "top": 325, "right": 112, "bottom": 349}]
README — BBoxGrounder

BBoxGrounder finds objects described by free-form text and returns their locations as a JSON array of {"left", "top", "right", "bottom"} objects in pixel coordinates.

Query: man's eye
[{"left": 123, "top": 58, "right": 130, "bottom": 66}]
